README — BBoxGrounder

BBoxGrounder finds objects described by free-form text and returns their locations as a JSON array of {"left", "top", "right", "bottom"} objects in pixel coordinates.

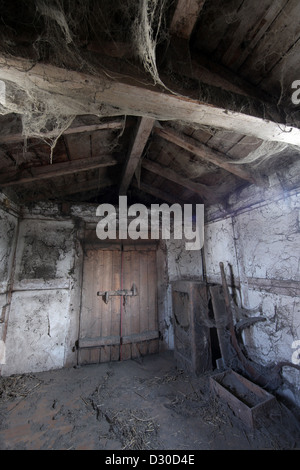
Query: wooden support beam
[
  {"left": 0, "top": 156, "right": 118, "bottom": 187},
  {"left": 119, "top": 117, "right": 155, "bottom": 195},
  {"left": 170, "top": 0, "right": 206, "bottom": 39},
  {"left": 0, "top": 120, "right": 124, "bottom": 145},
  {"left": 18, "top": 178, "right": 114, "bottom": 203},
  {"left": 132, "top": 180, "right": 184, "bottom": 205},
  {"left": 142, "top": 158, "right": 213, "bottom": 202},
  {"left": 0, "top": 56, "right": 300, "bottom": 146},
  {"left": 153, "top": 126, "right": 256, "bottom": 183}
]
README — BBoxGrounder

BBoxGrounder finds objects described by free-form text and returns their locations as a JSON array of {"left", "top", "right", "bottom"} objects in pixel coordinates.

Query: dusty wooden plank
[
  {"left": 194, "top": 0, "right": 245, "bottom": 56},
  {"left": 0, "top": 120, "right": 124, "bottom": 144},
  {"left": 0, "top": 57, "right": 299, "bottom": 146},
  {"left": 132, "top": 181, "right": 186, "bottom": 205},
  {"left": 111, "top": 250, "right": 121, "bottom": 340},
  {"left": 148, "top": 250, "right": 157, "bottom": 333},
  {"left": 240, "top": 0, "right": 300, "bottom": 84},
  {"left": 122, "top": 249, "right": 132, "bottom": 340},
  {"left": 139, "top": 251, "right": 149, "bottom": 334},
  {"left": 122, "top": 330, "right": 159, "bottom": 345},
  {"left": 79, "top": 335, "right": 120, "bottom": 348},
  {"left": 222, "top": 0, "right": 289, "bottom": 71},
  {"left": 129, "top": 249, "right": 140, "bottom": 336},
  {"left": 90, "top": 348, "right": 100, "bottom": 364},
  {"left": 101, "top": 250, "right": 113, "bottom": 342},
  {"left": 142, "top": 158, "right": 215, "bottom": 201},
  {"left": 119, "top": 117, "right": 155, "bottom": 195},
  {"left": 79, "top": 250, "right": 95, "bottom": 340},
  {"left": 154, "top": 126, "right": 256, "bottom": 183},
  {"left": 100, "top": 345, "right": 111, "bottom": 363},
  {"left": 170, "top": 0, "right": 206, "bottom": 39},
  {"left": 0, "top": 156, "right": 118, "bottom": 187}
]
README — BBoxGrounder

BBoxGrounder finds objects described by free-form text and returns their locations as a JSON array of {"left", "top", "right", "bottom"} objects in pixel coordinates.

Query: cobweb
[{"left": 0, "top": 0, "right": 171, "bottom": 162}]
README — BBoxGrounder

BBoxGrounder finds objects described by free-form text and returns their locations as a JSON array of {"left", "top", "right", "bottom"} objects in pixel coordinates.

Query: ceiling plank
[
  {"left": 17, "top": 178, "right": 114, "bottom": 203},
  {"left": 170, "top": 0, "right": 206, "bottom": 39},
  {"left": 142, "top": 158, "right": 214, "bottom": 203},
  {"left": 153, "top": 126, "right": 256, "bottom": 183},
  {"left": 0, "top": 156, "right": 118, "bottom": 187},
  {"left": 1, "top": 56, "right": 300, "bottom": 147},
  {"left": 0, "top": 120, "right": 124, "bottom": 145},
  {"left": 119, "top": 117, "right": 155, "bottom": 195},
  {"left": 221, "top": 0, "right": 289, "bottom": 71},
  {"left": 131, "top": 181, "right": 184, "bottom": 205}
]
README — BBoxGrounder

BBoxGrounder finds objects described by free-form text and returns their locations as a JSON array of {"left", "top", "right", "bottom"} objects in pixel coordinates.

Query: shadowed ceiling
[{"left": 0, "top": 0, "right": 299, "bottom": 208}]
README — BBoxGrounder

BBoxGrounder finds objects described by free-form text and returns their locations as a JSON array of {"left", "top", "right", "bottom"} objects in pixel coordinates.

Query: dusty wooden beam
[
  {"left": 153, "top": 126, "right": 256, "bottom": 183},
  {"left": 0, "top": 56, "right": 300, "bottom": 147},
  {"left": 0, "top": 120, "right": 124, "bottom": 145},
  {"left": 55, "top": 177, "right": 114, "bottom": 197},
  {"left": 132, "top": 181, "right": 183, "bottom": 205},
  {"left": 0, "top": 156, "right": 118, "bottom": 187},
  {"left": 17, "top": 178, "right": 114, "bottom": 203},
  {"left": 170, "top": 0, "right": 206, "bottom": 39},
  {"left": 119, "top": 117, "right": 155, "bottom": 195},
  {"left": 142, "top": 158, "right": 213, "bottom": 202}
]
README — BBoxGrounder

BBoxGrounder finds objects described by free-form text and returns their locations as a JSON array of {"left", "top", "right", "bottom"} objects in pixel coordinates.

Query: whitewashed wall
[
  {"left": 0, "top": 197, "right": 19, "bottom": 366},
  {"left": 1, "top": 214, "right": 78, "bottom": 375},
  {"left": 204, "top": 175, "right": 300, "bottom": 405}
]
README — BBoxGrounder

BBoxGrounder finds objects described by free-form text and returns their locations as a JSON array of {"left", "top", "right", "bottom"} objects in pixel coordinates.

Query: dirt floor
[{"left": 0, "top": 351, "right": 300, "bottom": 451}]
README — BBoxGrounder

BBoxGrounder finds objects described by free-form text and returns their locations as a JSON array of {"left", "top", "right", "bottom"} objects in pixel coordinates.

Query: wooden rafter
[
  {"left": 170, "top": 0, "right": 206, "bottom": 39},
  {"left": 0, "top": 120, "right": 124, "bottom": 145},
  {"left": 0, "top": 156, "right": 118, "bottom": 187},
  {"left": 132, "top": 181, "right": 184, "bottom": 205},
  {"left": 0, "top": 57, "right": 300, "bottom": 147},
  {"left": 119, "top": 117, "right": 155, "bottom": 195},
  {"left": 153, "top": 126, "right": 256, "bottom": 183},
  {"left": 142, "top": 159, "right": 214, "bottom": 202}
]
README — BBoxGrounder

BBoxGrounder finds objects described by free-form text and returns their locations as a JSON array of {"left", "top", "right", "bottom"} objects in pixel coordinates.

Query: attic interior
[{"left": 0, "top": 0, "right": 300, "bottom": 451}]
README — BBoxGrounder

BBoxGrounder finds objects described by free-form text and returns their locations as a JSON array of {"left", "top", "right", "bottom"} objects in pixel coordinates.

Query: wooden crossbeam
[
  {"left": 142, "top": 158, "right": 214, "bottom": 202},
  {"left": 0, "top": 56, "right": 300, "bottom": 147},
  {"left": 119, "top": 117, "right": 155, "bottom": 195},
  {"left": 153, "top": 126, "right": 256, "bottom": 183},
  {"left": 0, "top": 120, "right": 124, "bottom": 145},
  {"left": 0, "top": 156, "right": 118, "bottom": 187},
  {"left": 170, "top": 0, "right": 206, "bottom": 39},
  {"left": 132, "top": 181, "right": 184, "bottom": 205}
]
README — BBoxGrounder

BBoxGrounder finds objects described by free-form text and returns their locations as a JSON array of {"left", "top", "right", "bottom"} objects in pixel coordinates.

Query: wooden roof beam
[
  {"left": 170, "top": 0, "right": 206, "bottom": 39},
  {"left": 0, "top": 120, "right": 124, "bottom": 145},
  {"left": 153, "top": 126, "right": 256, "bottom": 184},
  {"left": 0, "top": 56, "right": 300, "bottom": 147},
  {"left": 131, "top": 181, "right": 185, "bottom": 205},
  {"left": 119, "top": 117, "right": 155, "bottom": 195},
  {"left": 141, "top": 158, "right": 215, "bottom": 203},
  {"left": 0, "top": 155, "right": 118, "bottom": 187}
]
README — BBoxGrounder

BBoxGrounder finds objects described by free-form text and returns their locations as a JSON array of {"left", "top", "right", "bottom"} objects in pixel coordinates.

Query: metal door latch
[{"left": 97, "top": 284, "right": 137, "bottom": 304}]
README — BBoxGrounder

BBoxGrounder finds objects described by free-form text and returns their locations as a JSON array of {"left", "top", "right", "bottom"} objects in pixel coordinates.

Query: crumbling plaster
[{"left": 204, "top": 173, "right": 300, "bottom": 405}]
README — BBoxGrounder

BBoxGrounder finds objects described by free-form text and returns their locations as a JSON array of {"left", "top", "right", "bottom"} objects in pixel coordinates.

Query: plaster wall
[
  {"left": 1, "top": 211, "right": 79, "bottom": 376},
  {"left": 0, "top": 199, "right": 19, "bottom": 365},
  {"left": 204, "top": 178, "right": 300, "bottom": 405}
]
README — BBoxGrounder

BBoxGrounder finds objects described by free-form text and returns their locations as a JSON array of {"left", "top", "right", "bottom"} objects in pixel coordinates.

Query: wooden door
[{"left": 78, "top": 244, "right": 158, "bottom": 364}]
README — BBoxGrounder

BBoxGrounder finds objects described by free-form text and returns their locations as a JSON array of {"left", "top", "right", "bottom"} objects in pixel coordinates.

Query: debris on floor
[{"left": 0, "top": 352, "right": 300, "bottom": 450}]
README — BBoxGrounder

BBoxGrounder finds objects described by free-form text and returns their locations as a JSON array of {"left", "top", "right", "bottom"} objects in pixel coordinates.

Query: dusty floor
[{"left": 0, "top": 351, "right": 300, "bottom": 451}]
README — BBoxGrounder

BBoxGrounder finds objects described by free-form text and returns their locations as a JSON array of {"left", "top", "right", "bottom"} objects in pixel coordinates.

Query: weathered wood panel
[{"left": 78, "top": 246, "right": 158, "bottom": 364}]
